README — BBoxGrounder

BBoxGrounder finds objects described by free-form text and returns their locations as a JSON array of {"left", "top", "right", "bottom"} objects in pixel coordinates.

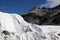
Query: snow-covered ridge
[{"left": 0, "top": 12, "right": 60, "bottom": 40}]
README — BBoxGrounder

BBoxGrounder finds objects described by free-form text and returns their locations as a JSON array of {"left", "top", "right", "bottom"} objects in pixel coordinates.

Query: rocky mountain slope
[{"left": 21, "top": 5, "right": 60, "bottom": 25}]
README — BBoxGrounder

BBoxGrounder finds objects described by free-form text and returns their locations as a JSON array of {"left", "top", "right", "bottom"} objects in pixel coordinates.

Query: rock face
[
  {"left": 0, "top": 12, "right": 60, "bottom": 40},
  {"left": 21, "top": 5, "right": 60, "bottom": 25}
]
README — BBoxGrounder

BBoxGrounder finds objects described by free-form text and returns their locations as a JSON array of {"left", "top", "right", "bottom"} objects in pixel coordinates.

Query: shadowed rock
[{"left": 21, "top": 5, "right": 60, "bottom": 25}]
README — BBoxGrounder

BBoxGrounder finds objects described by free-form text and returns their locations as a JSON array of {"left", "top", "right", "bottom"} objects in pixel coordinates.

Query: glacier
[{"left": 0, "top": 12, "right": 60, "bottom": 40}]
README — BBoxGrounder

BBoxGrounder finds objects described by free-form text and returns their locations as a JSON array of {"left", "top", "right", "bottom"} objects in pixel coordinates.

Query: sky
[
  {"left": 0, "top": 0, "right": 60, "bottom": 14},
  {"left": 0, "top": 0, "right": 45, "bottom": 14}
]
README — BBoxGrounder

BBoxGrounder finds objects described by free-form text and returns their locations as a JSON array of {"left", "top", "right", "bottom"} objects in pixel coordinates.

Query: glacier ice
[{"left": 0, "top": 12, "right": 60, "bottom": 40}]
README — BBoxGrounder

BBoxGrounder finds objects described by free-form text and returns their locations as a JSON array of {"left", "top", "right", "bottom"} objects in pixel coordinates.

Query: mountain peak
[
  {"left": 30, "top": 6, "right": 41, "bottom": 11},
  {"left": 22, "top": 5, "right": 60, "bottom": 25}
]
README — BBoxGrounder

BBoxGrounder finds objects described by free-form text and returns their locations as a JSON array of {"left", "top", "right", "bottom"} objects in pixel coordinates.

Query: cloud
[{"left": 41, "top": 0, "right": 60, "bottom": 8}]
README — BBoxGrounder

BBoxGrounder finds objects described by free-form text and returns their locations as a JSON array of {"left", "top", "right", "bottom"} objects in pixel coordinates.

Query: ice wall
[{"left": 0, "top": 12, "right": 60, "bottom": 40}]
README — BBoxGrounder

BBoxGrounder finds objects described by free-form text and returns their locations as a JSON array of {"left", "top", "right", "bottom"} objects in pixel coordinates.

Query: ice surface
[{"left": 0, "top": 12, "right": 60, "bottom": 40}]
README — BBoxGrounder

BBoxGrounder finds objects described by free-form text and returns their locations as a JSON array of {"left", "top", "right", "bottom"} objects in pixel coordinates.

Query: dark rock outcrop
[{"left": 21, "top": 5, "right": 60, "bottom": 25}]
